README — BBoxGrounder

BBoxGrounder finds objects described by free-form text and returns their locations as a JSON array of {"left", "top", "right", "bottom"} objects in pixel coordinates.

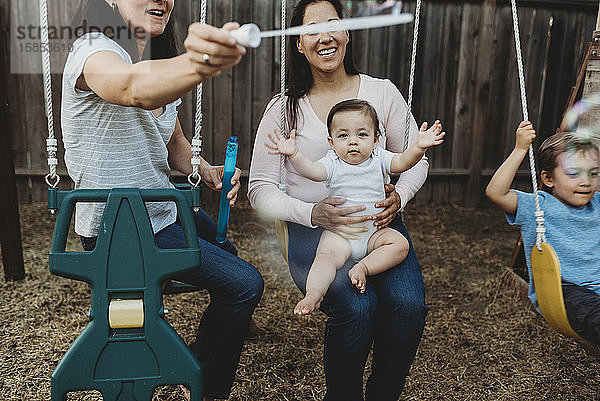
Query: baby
[{"left": 266, "top": 99, "right": 445, "bottom": 315}]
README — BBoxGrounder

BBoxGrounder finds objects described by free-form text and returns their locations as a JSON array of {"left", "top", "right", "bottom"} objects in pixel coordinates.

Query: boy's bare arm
[{"left": 485, "top": 121, "right": 536, "bottom": 214}]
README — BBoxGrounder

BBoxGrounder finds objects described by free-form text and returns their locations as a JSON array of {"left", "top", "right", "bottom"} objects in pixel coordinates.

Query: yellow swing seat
[
  {"left": 274, "top": 219, "right": 289, "bottom": 264},
  {"left": 530, "top": 242, "right": 584, "bottom": 340}
]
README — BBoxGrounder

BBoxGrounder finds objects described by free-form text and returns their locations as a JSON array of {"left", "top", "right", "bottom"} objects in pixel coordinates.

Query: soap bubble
[
  {"left": 347, "top": 1, "right": 403, "bottom": 17},
  {"left": 563, "top": 94, "right": 600, "bottom": 145}
]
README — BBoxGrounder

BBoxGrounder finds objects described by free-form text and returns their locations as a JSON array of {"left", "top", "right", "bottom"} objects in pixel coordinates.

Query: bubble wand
[
  {"left": 230, "top": 13, "right": 414, "bottom": 48},
  {"left": 216, "top": 136, "right": 238, "bottom": 244}
]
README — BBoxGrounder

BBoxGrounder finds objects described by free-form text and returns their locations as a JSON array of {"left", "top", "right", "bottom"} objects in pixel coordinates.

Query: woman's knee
[
  {"left": 376, "top": 278, "right": 428, "bottom": 323},
  {"left": 239, "top": 263, "right": 264, "bottom": 305},
  {"left": 325, "top": 279, "right": 378, "bottom": 326},
  {"left": 401, "top": 298, "right": 429, "bottom": 323}
]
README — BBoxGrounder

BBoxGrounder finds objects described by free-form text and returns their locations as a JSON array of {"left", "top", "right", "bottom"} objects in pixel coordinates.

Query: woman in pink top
[{"left": 249, "top": 1, "right": 430, "bottom": 399}]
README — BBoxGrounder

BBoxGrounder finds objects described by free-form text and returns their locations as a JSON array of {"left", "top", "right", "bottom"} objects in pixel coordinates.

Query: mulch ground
[{"left": 1, "top": 199, "right": 599, "bottom": 400}]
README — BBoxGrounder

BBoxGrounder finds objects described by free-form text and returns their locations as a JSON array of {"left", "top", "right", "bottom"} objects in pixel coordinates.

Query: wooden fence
[{"left": 6, "top": 0, "right": 599, "bottom": 204}]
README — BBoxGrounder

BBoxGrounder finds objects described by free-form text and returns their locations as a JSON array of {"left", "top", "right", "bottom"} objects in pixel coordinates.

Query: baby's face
[
  {"left": 547, "top": 149, "right": 599, "bottom": 207},
  {"left": 327, "top": 110, "right": 378, "bottom": 165}
]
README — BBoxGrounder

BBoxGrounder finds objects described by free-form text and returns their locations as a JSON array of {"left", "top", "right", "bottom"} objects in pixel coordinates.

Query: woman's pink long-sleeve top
[{"left": 248, "top": 74, "right": 429, "bottom": 227}]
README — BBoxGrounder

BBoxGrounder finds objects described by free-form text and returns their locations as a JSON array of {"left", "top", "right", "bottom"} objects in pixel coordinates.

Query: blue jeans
[
  {"left": 563, "top": 281, "right": 600, "bottom": 344},
  {"left": 287, "top": 215, "right": 428, "bottom": 401},
  {"left": 81, "top": 208, "right": 264, "bottom": 399}
]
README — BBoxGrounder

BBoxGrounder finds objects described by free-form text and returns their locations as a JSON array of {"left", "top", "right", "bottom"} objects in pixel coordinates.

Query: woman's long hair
[
  {"left": 286, "top": 0, "right": 360, "bottom": 130},
  {"left": 70, "top": 0, "right": 178, "bottom": 62}
]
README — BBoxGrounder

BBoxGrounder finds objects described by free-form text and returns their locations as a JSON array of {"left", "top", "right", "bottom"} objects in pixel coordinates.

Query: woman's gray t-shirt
[{"left": 61, "top": 32, "right": 180, "bottom": 237}]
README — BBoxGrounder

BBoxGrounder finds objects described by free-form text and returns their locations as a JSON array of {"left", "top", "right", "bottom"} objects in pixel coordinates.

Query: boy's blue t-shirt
[{"left": 506, "top": 190, "right": 600, "bottom": 309}]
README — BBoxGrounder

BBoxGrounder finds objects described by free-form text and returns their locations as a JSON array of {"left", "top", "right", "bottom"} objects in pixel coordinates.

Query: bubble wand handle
[
  {"left": 230, "top": 13, "right": 414, "bottom": 48},
  {"left": 216, "top": 137, "right": 238, "bottom": 244}
]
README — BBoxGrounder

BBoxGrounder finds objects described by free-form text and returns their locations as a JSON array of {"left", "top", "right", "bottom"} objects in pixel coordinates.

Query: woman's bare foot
[
  {"left": 349, "top": 262, "right": 368, "bottom": 293},
  {"left": 294, "top": 293, "right": 322, "bottom": 315}
]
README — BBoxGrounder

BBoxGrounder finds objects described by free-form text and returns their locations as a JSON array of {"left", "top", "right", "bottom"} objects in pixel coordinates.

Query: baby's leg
[
  {"left": 295, "top": 230, "right": 351, "bottom": 315},
  {"left": 348, "top": 227, "right": 409, "bottom": 293}
]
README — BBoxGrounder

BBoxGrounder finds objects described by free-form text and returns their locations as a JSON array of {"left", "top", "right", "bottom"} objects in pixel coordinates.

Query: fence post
[
  {"left": 0, "top": 0, "right": 25, "bottom": 281},
  {"left": 466, "top": 0, "right": 495, "bottom": 207}
]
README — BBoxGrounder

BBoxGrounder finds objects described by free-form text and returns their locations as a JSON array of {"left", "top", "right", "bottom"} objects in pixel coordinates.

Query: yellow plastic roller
[
  {"left": 530, "top": 243, "right": 583, "bottom": 340},
  {"left": 108, "top": 299, "right": 145, "bottom": 329}
]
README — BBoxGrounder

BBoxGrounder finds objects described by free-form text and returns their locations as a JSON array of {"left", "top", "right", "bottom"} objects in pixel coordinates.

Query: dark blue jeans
[
  {"left": 81, "top": 208, "right": 264, "bottom": 399},
  {"left": 563, "top": 281, "right": 600, "bottom": 345},
  {"left": 287, "top": 215, "right": 428, "bottom": 401}
]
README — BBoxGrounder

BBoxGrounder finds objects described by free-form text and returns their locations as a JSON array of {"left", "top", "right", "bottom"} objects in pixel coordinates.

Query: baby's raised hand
[
  {"left": 265, "top": 129, "right": 298, "bottom": 157},
  {"left": 515, "top": 120, "right": 536, "bottom": 150},
  {"left": 417, "top": 120, "right": 445, "bottom": 150}
]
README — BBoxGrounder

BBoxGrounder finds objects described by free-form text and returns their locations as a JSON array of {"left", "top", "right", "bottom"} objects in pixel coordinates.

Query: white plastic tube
[
  {"left": 230, "top": 13, "right": 414, "bottom": 48},
  {"left": 230, "top": 23, "right": 262, "bottom": 48}
]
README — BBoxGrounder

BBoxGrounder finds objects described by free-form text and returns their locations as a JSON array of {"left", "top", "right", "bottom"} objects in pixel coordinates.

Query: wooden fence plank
[
  {"left": 466, "top": 0, "right": 495, "bottom": 206},
  {"left": 449, "top": 2, "right": 478, "bottom": 203},
  {"left": 232, "top": 0, "right": 253, "bottom": 170},
  {"left": 251, "top": 0, "right": 275, "bottom": 144}
]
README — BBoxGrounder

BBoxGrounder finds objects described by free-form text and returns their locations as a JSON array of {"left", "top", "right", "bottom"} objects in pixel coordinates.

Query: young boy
[
  {"left": 266, "top": 99, "right": 445, "bottom": 315},
  {"left": 486, "top": 120, "right": 600, "bottom": 344}
]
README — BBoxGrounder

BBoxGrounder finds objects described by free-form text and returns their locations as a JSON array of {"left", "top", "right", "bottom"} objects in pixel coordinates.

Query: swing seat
[
  {"left": 274, "top": 219, "right": 289, "bottom": 264},
  {"left": 49, "top": 188, "right": 204, "bottom": 401},
  {"left": 530, "top": 242, "right": 584, "bottom": 341}
]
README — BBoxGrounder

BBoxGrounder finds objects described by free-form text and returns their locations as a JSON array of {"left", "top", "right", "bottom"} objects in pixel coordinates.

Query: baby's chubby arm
[
  {"left": 390, "top": 120, "right": 445, "bottom": 174},
  {"left": 265, "top": 129, "right": 327, "bottom": 182},
  {"left": 486, "top": 120, "right": 536, "bottom": 214}
]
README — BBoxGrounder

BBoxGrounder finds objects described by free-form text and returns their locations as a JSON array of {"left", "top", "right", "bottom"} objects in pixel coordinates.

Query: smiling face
[
  {"left": 110, "top": 0, "right": 174, "bottom": 39},
  {"left": 541, "top": 148, "right": 600, "bottom": 207},
  {"left": 296, "top": 1, "right": 349, "bottom": 74},
  {"left": 328, "top": 110, "right": 378, "bottom": 165}
]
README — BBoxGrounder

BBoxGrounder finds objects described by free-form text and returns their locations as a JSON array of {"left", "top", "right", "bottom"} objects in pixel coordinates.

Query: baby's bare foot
[
  {"left": 349, "top": 262, "right": 368, "bottom": 293},
  {"left": 294, "top": 294, "right": 321, "bottom": 315}
]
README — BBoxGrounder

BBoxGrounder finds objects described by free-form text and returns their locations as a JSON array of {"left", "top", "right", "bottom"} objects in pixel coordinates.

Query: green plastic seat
[{"left": 49, "top": 188, "right": 203, "bottom": 401}]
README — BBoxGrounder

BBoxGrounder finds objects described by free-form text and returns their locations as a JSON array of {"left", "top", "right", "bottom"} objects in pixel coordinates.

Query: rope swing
[
  {"left": 509, "top": 0, "right": 583, "bottom": 341},
  {"left": 279, "top": 0, "right": 288, "bottom": 192},
  {"left": 39, "top": 0, "right": 59, "bottom": 189},
  {"left": 403, "top": 0, "right": 421, "bottom": 153},
  {"left": 510, "top": 0, "right": 546, "bottom": 250},
  {"left": 188, "top": 0, "right": 209, "bottom": 187}
]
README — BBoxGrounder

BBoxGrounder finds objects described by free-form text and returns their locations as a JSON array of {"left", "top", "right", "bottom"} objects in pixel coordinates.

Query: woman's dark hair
[
  {"left": 326, "top": 99, "right": 380, "bottom": 137},
  {"left": 286, "top": 0, "right": 360, "bottom": 130},
  {"left": 70, "top": 0, "right": 178, "bottom": 62},
  {"left": 537, "top": 131, "right": 599, "bottom": 192}
]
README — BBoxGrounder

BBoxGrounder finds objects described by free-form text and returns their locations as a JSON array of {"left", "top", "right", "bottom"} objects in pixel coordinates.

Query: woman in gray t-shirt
[{"left": 61, "top": 2, "right": 263, "bottom": 400}]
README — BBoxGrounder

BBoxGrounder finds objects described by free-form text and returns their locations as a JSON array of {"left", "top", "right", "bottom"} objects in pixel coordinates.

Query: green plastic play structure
[{"left": 48, "top": 187, "right": 204, "bottom": 401}]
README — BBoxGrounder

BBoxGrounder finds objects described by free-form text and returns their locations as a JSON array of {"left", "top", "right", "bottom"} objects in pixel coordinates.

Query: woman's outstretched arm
[{"left": 79, "top": 23, "right": 245, "bottom": 109}]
